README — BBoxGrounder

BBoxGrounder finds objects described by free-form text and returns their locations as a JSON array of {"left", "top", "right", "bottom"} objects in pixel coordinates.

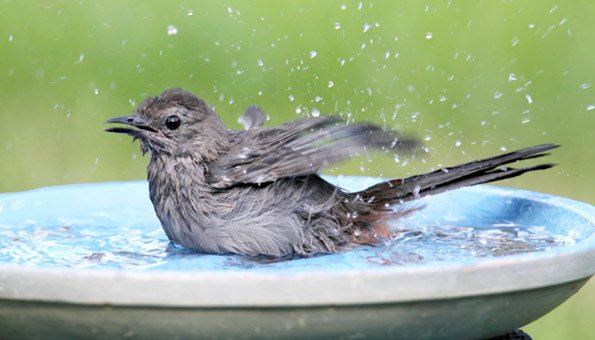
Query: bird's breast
[{"left": 147, "top": 155, "right": 215, "bottom": 237}]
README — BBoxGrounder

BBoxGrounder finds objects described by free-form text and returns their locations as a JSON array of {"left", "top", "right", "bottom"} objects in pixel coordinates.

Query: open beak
[{"left": 105, "top": 115, "right": 157, "bottom": 136}]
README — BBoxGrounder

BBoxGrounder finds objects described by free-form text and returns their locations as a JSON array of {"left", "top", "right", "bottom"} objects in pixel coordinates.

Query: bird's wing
[{"left": 207, "top": 116, "right": 417, "bottom": 188}]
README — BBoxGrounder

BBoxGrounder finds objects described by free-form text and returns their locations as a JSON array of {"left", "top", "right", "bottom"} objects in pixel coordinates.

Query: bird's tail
[{"left": 358, "top": 144, "right": 560, "bottom": 208}]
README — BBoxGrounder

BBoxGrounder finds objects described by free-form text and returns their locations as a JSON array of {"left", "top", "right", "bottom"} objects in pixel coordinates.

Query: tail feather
[{"left": 360, "top": 144, "right": 559, "bottom": 206}]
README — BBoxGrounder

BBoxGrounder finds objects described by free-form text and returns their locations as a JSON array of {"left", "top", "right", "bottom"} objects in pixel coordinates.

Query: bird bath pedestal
[{"left": 0, "top": 176, "right": 594, "bottom": 339}]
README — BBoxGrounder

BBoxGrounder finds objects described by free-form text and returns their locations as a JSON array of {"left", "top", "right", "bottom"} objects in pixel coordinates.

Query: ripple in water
[{"left": 0, "top": 220, "right": 574, "bottom": 271}]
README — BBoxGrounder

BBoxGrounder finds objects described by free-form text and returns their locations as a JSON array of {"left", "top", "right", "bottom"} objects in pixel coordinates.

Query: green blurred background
[{"left": 0, "top": 1, "right": 593, "bottom": 338}]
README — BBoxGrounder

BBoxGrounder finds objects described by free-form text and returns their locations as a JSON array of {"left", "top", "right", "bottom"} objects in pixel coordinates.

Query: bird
[{"left": 106, "top": 88, "right": 559, "bottom": 259}]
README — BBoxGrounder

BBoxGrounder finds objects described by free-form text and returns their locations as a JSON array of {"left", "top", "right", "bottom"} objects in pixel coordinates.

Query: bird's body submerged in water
[{"left": 106, "top": 88, "right": 558, "bottom": 258}]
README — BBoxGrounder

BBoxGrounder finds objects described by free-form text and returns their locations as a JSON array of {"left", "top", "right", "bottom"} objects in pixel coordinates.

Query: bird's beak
[{"left": 105, "top": 115, "right": 157, "bottom": 135}]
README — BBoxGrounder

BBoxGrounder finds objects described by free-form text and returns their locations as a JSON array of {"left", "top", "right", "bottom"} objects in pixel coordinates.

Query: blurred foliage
[{"left": 0, "top": 1, "right": 593, "bottom": 338}]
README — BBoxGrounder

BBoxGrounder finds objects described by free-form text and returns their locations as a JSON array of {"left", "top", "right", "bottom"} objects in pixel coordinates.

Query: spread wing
[{"left": 207, "top": 116, "right": 417, "bottom": 188}]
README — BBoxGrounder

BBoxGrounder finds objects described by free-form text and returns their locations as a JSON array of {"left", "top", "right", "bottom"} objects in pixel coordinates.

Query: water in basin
[{"left": 0, "top": 176, "right": 587, "bottom": 272}]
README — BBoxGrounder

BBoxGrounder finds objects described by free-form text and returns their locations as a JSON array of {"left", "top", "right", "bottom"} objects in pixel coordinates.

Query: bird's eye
[{"left": 165, "top": 115, "right": 181, "bottom": 130}]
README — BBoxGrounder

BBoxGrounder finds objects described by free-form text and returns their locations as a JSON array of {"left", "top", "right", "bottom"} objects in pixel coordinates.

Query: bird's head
[{"left": 106, "top": 88, "right": 228, "bottom": 158}]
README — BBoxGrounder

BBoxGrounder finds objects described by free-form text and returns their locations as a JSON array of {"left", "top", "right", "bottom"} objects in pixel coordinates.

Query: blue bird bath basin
[{"left": 0, "top": 176, "right": 594, "bottom": 339}]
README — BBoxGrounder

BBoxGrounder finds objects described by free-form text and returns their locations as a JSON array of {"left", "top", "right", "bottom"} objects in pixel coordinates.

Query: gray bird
[{"left": 106, "top": 88, "right": 558, "bottom": 258}]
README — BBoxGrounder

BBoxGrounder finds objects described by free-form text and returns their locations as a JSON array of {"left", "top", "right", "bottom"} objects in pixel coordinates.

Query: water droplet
[
  {"left": 454, "top": 140, "right": 462, "bottom": 147},
  {"left": 511, "top": 36, "right": 519, "bottom": 47},
  {"left": 338, "top": 58, "right": 346, "bottom": 66},
  {"left": 353, "top": 228, "right": 362, "bottom": 236},
  {"left": 587, "top": 104, "right": 595, "bottom": 111},
  {"left": 94, "top": 88, "right": 99, "bottom": 95},
  {"left": 579, "top": 83, "right": 591, "bottom": 90},
  {"left": 288, "top": 94, "right": 295, "bottom": 102},
  {"left": 187, "top": 9, "right": 194, "bottom": 16},
  {"left": 8, "top": 35, "right": 14, "bottom": 42},
  {"left": 309, "top": 50, "right": 318, "bottom": 59},
  {"left": 439, "top": 95, "right": 447, "bottom": 102},
  {"left": 341, "top": 3, "right": 347, "bottom": 10},
  {"left": 167, "top": 25, "right": 178, "bottom": 36},
  {"left": 314, "top": 96, "right": 322, "bottom": 102},
  {"left": 311, "top": 108, "right": 320, "bottom": 117},
  {"left": 76, "top": 53, "right": 84, "bottom": 64},
  {"left": 424, "top": 135, "right": 432, "bottom": 141},
  {"left": 508, "top": 73, "right": 517, "bottom": 82},
  {"left": 500, "top": 146, "right": 508, "bottom": 152},
  {"left": 521, "top": 118, "right": 531, "bottom": 124},
  {"left": 362, "top": 23, "right": 371, "bottom": 33},
  {"left": 525, "top": 94, "right": 533, "bottom": 104},
  {"left": 35, "top": 69, "right": 45, "bottom": 80},
  {"left": 328, "top": 81, "right": 334, "bottom": 88},
  {"left": 549, "top": 4, "right": 558, "bottom": 13},
  {"left": 334, "top": 21, "right": 341, "bottom": 30},
  {"left": 412, "top": 185, "right": 421, "bottom": 199},
  {"left": 296, "top": 106, "right": 302, "bottom": 114},
  {"left": 257, "top": 59, "right": 264, "bottom": 67},
  {"left": 494, "top": 91, "right": 503, "bottom": 99},
  {"left": 357, "top": 2, "right": 363, "bottom": 10},
  {"left": 529, "top": 23, "right": 535, "bottom": 29},
  {"left": 425, "top": 32, "right": 433, "bottom": 40}
]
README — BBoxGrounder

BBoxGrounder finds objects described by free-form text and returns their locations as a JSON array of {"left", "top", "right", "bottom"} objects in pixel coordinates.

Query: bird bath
[{"left": 0, "top": 176, "right": 594, "bottom": 339}]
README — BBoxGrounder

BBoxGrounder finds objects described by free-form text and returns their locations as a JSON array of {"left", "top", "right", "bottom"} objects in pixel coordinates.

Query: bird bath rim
[{"left": 0, "top": 179, "right": 593, "bottom": 308}]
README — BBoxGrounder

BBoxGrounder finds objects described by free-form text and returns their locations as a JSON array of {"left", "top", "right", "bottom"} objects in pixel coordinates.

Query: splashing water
[
  {"left": 0, "top": 181, "right": 581, "bottom": 272},
  {"left": 0, "top": 214, "right": 572, "bottom": 271},
  {"left": 386, "top": 223, "right": 563, "bottom": 263},
  {"left": 166, "top": 25, "right": 178, "bottom": 36}
]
